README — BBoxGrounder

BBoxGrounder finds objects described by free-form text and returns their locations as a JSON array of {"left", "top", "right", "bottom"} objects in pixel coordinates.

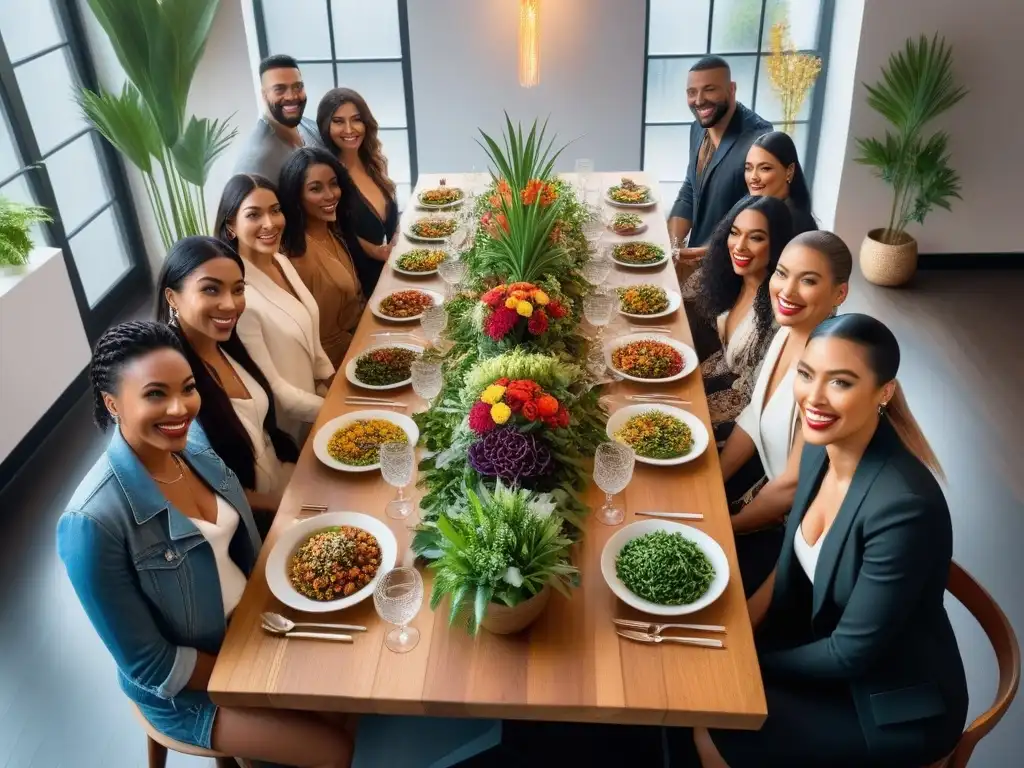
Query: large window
[
  {"left": 642, "top": 0, "right": 833, "bottom": 206},
  {"left": 253, "top": 0, "right": 418, "bottom": 208},
  {"left": 0, "top": 0, "right": 148, "bottom": 340}
]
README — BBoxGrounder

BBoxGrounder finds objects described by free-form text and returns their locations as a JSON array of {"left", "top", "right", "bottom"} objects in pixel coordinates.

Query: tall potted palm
[
  {"left": 854, "top": 34, "right": 967, "bottom": 286},
  {"left": 76, "top": 0, "right": 236, "bottom": 251}
]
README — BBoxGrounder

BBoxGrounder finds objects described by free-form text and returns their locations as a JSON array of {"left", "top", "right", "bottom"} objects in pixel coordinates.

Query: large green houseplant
[
  {"left": 854, "top": 34, "right": 967, "bottom": 285},
  {"left": 0, "top": 196, "right": 52, "bottom": 273},
  {"left": 77, "top": 0, "right": 236, "bottom": 250}
]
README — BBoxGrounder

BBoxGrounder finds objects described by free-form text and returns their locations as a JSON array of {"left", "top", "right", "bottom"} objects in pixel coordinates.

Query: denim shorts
[{"left": 123, "top": 675, "right": 218, "bottom": 750}]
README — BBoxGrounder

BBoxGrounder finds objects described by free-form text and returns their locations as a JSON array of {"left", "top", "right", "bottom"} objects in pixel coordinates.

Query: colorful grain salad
[
  {"left": 396, "top": 248, "right": 444, "bottom": 273},
  {"left": 378, "top": 290, "right": 435, "bottom": 318},
  {"left": 288, "top": 526, "right": 382, "bottom": 601},
  {"left": 610, "top": 212, "right": 644, "bottom": 234},
  {"left": 617, "top": 284, "right": 669, "bottom": 315},
  {"left": 612, "top": 242, "right": 665, "bottom": 265},
  {"left": 418, "top": 186, "right": 464, "bottom": 207},
  {"left": 410, "top": 217, "right": 457, "bottom": 239},
  {"left": 354, "top": 346, "right": 419, "bottom": 386},
  {"left": 607, "top": 178, "right": 652, "bottom": 204},
  {"left": 614, "top": 410, "right": 694, "bottom": 459},
  {"left": 327, "top": 419, "right": 408, "bottom": 466},
  {"left": 611, "top": 339, "right": 684, "bottom": 379},
  {"left": 616, "top": 530, "right": 715, "bottom": 605}
]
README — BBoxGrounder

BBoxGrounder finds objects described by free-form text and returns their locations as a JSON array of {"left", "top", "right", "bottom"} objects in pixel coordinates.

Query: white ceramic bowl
[
  {"left": 610, "top": 243, "right": 669, "bottom": 269},
  {"left": 616, "top": 287, "right": 682, "bottom": 320},
  {"left": 391, "top": 249, "right": 444, "bottom": 277},
  {"left": 606, "top": 403, "right": 709, "bottom": 466},
  {"left": 601, "top": 519, "right": 729, "bottom": 616},
  {"left": 266, "top": 511, "right": 398, "bottom": 614},
  {"left": 345, "top": 343, "right": 424, "bottom": 391},
  {"left": 371, "top": 289, "right": 444, "bottom": 323},
  {"left": 604, "top": 333, "right": 698, "bottom": 383},
  {"left": 312, "top": 410, "right": 419, "bottom": 472}
]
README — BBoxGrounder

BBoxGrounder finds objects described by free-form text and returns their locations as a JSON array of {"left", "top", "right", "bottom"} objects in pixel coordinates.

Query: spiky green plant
[
  {"left": 77, "top": 0, "right": 237, "bottom": 249},
  {"left": 854, "top": 35, "right": 967, "bottom": 245},
  {"left": 0, "top": 197, "right": 52, "bottom": 267}
]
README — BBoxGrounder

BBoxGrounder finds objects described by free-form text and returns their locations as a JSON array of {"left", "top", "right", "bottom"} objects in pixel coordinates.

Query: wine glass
[
  {"left": 671, "top": 236, "right": 683, "bottom": 264},
  {"left": 574, "top": 158, "right": 595, "bottom": 201},
  {"left": 583, "top": 289, "right": 614, "bottom": 339},
  {"left": 438, "top": 252, "right": 469, "bottom": 299},
  {"left": 380, "top": 442, "right": 415, "bottom": 520},
  {"left": 373, "top": 567, "right": 424, "bottom": 653},
  {"left": 411, "top": 359, "right": 442, "bottom": 408},
  {"left": 420, "top": 304, "right": 448, "bottom": 345},
  {"left": 593, "top": 442, "right": 635, "bottom": 526},
  {"left": 582, "top": 250, "right": 612, "bottom": 286}
]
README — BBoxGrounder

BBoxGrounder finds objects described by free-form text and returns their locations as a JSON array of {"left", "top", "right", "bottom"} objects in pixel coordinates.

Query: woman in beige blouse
[{"left": 278, "top": 147, "right": 366, "bottom": 367}]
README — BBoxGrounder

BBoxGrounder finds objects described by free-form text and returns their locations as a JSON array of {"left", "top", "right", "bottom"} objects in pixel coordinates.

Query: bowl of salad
[
  {"left": 604, "top": 333, "right": 697, "bottom": 383},
  {"left": 611, "top": 242, "right": 668, "bottom": 269},
  {"left": 616, "top": 284, "right": 681, "bottom": 319},
  {"left": 606, "top": 403, "right": 709, "bottom": 466},
  {"left": 371, "top": 289, "right": 443, "bottom": 322},
  {"left": 405, "top": 216, "right": 458, "bottom": 242},
  {"left": 345, "top": 343, "right": 423, "bottom": 390},
  {"left": 393, "top": 248, "right": 444, "bottom": 276},
  {"left": 312, "top": 410, "right": 419, "bottom": 473},
  {"left": 606, "top": 178, "right": 655, "bottom": 208}
]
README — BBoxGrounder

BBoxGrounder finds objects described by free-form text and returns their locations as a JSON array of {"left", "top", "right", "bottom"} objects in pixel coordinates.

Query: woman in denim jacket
[{"left": 57, "top": 321, "right": 352, "bottom": 767}]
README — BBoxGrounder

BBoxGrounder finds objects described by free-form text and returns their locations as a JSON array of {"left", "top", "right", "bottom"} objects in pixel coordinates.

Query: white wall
[
  {"left": 406, "top": 0, "right": 646, "bottom": 174},
  {"left": 824, "top": 0, "right": 1021, "bottom": 254}
]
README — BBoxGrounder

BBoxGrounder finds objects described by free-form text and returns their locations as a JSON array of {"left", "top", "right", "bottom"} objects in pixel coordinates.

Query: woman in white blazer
[
  {"left": 214, "top": 174, "right": 335, "bottom": 443},
  {"left": 717, "top": 230, "right": 852, "bottom": 595}
]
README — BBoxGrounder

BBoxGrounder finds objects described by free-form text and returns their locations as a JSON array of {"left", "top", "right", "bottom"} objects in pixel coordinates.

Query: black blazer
[
  {"left": 669, "top": 103, "right": 772, "bottom": 246},
  {"left": 758, "top": 419, "right": 968, "bottom": 763}
]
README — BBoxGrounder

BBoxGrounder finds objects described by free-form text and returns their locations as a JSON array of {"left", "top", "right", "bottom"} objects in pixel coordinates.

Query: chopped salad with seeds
[{"left": 617, "top": 284, "right": 669, "bottom": 315}]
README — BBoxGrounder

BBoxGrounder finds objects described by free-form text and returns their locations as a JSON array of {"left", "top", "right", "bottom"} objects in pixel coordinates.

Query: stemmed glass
[
  {"left": 373, "top": 567, "right": 424, "bottom": 653},
  {"left": 582, "top": 249, "right": 612, "bottom": 287},
  {"left": 411, "top": 359, "right": 443, "bottom": 409},
  {"left": 593, "top": 442, "right": 635, "bottom": 526},
  {"left": 574, "top": 158, "right": 595, "bottom": 202},
  {"left": 438, "top": 250, "right": 469, "bottom": 299},
  {"left": 584, "top": 289, "right": 615, "bottom": 371},
  {"left": 380, "top": 442, "right": 415, "bottom": 520},
  {"left": 420, "top": 305, "right": 448, "bottom": 346}
]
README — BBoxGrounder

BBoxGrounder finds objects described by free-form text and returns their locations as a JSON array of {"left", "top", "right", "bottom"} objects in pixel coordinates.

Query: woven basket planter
[{"left": 860, "top": 228, "right": 918, "bottom": 287}]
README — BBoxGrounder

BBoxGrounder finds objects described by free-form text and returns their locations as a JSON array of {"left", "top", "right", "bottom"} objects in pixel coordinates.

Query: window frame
[
  {"left": 640, "top": 0, "right": 836, "bottom": 192},
  {"left": 0, "top": 0, "right": 150, "bottom": 344}
]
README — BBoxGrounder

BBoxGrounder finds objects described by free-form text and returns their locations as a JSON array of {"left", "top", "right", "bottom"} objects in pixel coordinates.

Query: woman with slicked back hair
[{"left": 746, "top": 131, "right": 817, "bottom": 235}]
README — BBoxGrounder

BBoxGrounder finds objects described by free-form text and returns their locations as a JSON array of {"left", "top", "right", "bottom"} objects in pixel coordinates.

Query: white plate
[
  {"left": 417, "top": 190, "right": 464, "bottom": 210},
  {"left": 606, "top": 403, "right": 709, "bottom": 466},
  {"left": 391, "top": 249, "right": 443, "bottom": 277},
  {"left": 312, "top": 410, "right": 420, "bottom": 472},
  {"left": 604, "top": 333, "right": 698, "bottom": 383},
  {"left": 371, "top": 289, "right": 444, "bottom": 323},
  {"left": 607, "top": 221, "right": 649, "bottom": 236},
  {"left": 611, "top": 243, "right": 669, "bottom": 269},
  {"left": 617, "top": 287, "right": 682, "bottom": 320},
  {"left": 601, "top": 520, "right": 729, "bottom": 616},
  {"left": 345, "top": 343, "right": 424, "bottom": 391},
  {"left": 404, "top": 218, "right": 457, "bottom": 243},
  {"left": 605, "top": 189, "right": 657, "bottom": 209},
  {"left": 266, "top": 511, "right": 399, "bottom": 614}
]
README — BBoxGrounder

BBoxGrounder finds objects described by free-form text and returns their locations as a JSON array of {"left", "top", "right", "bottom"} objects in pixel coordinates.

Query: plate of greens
[
  {"left": 393, "top": 248, "right": 444, "bottom": 276},
  {"left": 606, "top": 404, "right": 709, "bottom": 466},
  {"left": 601, "top": 520, "right": 729, "bottom": 615},
  {"left": 345, "top": 343, "right": 423, "bottom": 391},
  {"left": 611, "top": 242, "right": 667, "bottom": 268},
  {"left": 616, "top": 284, "right": 681, "bottom": 319}
]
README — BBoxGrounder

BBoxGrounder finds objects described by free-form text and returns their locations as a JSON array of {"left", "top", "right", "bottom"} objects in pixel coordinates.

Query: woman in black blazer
[{"left": 693, "top": 313, "right": 968, "bottom": 768}]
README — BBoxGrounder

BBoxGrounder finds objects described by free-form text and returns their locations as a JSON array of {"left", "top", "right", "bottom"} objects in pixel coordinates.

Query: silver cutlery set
[
  {"left": 345, "top": 395, "right": 408, "bottom": 409},
  {"left": 613, "top": 618, "right": 726, "bottom": 649},
  {"left": 261, "top": 611, "right": 365, "bottom": 643}
]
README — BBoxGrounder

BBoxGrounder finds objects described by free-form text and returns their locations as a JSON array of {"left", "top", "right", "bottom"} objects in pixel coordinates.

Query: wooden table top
[{"left": 209, "top": 172, "right": 767, "bottom": 729}]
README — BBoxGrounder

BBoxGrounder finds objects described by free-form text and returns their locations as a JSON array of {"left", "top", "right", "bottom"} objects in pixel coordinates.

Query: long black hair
[
  {"left": 750, "top": 131, "right": 812, "bottom": 214},
  {"left": 278, "top": 146, "right": 356, "bottom": 258},
  {"left": 155, "top": 236, "right": 298, "bottom": 489},
  {"left": 698, "top": 194, "right": 794, "bottom": 354},
  {"left": 213, "top": 173, "right": 279, "bottom": 246},
  {"left": 90, "top": 321, "right": 184, "bottom": 431},
  {"left": 808, "top": 313, "right": 941, "bottom": 477}
]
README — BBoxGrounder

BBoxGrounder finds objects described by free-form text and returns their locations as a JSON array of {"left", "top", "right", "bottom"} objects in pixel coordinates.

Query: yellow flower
[
  {"left": 505, "top": 296, "right": 519, "bottom": 309},
  {"left": 480, "top": 384, "right": 506, "bottom": 405},
  {"left": 516, "top": 300, "right": 534, "bottom": 317},
  {"left": 532, "top": 289, "right": 550, "bottom": 306},
  {"left": 490, "top": 402, "right": 512, "bottom": 424}
]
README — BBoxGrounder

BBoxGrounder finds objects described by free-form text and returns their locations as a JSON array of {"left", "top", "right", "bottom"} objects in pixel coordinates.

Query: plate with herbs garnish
[
  {"left": 417, "top": 181, "right": 464, "bottom": 210},
  {"left": 606, "top": 404, "right": 709, "bottom": 466},
  {"left": 611, "top": 241, "right": 667, "bottom": 268},
  {"left": 608, "top": 212, "right": 648, "bottom": 236},
  {"left": 393, "top": 248, "right": 444, "bottom": 276},
  {"left": 616, "top": 284, "right": 681, "bottom": 319},
  {"left": 345, "top": 343, "right": 423, "bottom": 391},
  {"left": 604, "top": 333, "right": 697, "bottom": 383},
  {"left": 606, "top": 178, "right": 656, "bottom": 208},
  {"left": 601, "top": 520, "right": 729, "bottom": 616},
  {"left": 313, "top": 411, "right": 419, "bottom": 473},
  {"left": 371, "top": 289, "right": 442, "bottom": 322},
  {"left": 405, "top": 216, "right": 458, "bottom": 242}
]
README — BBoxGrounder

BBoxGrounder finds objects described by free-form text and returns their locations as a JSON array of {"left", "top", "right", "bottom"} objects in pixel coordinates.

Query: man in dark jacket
[{"left": 668, "top": 56, "right": 772, "bottom": 259}]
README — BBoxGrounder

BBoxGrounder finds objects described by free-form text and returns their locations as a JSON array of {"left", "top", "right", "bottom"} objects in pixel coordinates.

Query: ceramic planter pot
[
  {"left": 860, "top": 228, "right": 918, "bottom": 287},
  {"left": 480, "top": 584, "right": 552, "bottom": 635}
]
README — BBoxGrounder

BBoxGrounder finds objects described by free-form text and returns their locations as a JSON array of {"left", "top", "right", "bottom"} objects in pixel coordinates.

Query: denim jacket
[{"left": 57, "top": 424, "right": 261, "bottom": 709}]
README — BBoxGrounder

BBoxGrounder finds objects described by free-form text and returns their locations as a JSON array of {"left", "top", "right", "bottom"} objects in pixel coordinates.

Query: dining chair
[
  {"left": 130, "top": 702, "right": 251, "bottom": 768},
  {"left": 926, "top": 562, "right": 1020, "bottom": 767}
]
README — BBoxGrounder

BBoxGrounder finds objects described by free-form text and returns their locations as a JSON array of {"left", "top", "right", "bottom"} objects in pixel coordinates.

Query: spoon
[{"left": 261, "top": 611, "right": 367, "bottom": 633}]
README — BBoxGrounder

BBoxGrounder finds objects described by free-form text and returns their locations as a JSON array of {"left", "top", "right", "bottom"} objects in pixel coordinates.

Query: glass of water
[
  {"left": 420, "top": 305, "right": 448, "bottom": 345},
  {"left": 411, "top": 359, "right": 443, "bottom": 408},
  {"left": 574, "top": 157, "right": 595, "bottom": 201},
  {"left": 380, "top": 442, "right": 415, "bottom": 520},
  {"left": 593, "top": 442, "right": 635, "bottom": 526},
  {"left": 438, "top": 252, "right": 469, "bottom": 299},
  {"left": 583, "top": 289, "right": 614, "bottom": 340},
  {"left": 582, "top": 250, "right": 612, "bottom": 287},
  {"left": 373, "top": 567, "right": 424, "bottom": 653}
]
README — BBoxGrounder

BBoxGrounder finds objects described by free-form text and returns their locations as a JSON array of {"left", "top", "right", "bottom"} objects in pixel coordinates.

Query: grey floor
[{"left": 1, "top": 267, "right": 1021, "bottom": 767}]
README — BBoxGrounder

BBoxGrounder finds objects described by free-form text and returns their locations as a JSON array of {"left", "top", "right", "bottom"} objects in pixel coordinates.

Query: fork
[
  {"left": 345, "top": 398, "right": 408, "bottom": 408},
  {"left": 614, "top": 618, "right": 726, "bottom": 634},
  {"left": 616, "top": 628, "right": 724, "bottom": 648}
]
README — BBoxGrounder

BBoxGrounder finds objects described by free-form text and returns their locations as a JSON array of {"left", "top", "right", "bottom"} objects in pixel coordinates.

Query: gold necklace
[{"left": 152, "top": 453, "right": 185, "bottom": 484}]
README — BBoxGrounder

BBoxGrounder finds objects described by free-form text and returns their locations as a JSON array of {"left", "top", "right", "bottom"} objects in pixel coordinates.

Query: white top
[
  {"left": 735, "top": 327, "right": 799, "bottom": 480},
  {"left": 235, "top": 253, "right": 334, "bottom": 442},
  {"left": 794, "top": 524, "right": 824, "bottom": 581},
  {"left": 191, "top": 496, "right": 249, "bottom": 617}
]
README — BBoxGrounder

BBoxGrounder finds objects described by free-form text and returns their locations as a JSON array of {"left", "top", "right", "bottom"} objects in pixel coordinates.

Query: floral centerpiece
[{"left": 477, "top": 282, "right": 569, "bottom": 341}]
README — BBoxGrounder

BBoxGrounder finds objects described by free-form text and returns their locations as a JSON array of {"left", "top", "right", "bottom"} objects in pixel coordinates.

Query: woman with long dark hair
[
  {"left": 316, "top": 87, "right": 399, "bottom": 296},
  {"left": 745, "top": 131, "right": 817, "bottom": 235},
  {"left": 279, "top": 147, "right": 365, "bottom": 367},
  {"left": 156, "top": 236, "right": 298, "bottom": 514},
  {"left": 691, "top": 314, "right": 966, "bottom": 768}
]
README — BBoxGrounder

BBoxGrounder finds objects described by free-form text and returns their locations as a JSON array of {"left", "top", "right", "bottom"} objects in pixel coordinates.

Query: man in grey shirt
[{"left": 233, "top": 54, "right": 322, "bottom": 182}]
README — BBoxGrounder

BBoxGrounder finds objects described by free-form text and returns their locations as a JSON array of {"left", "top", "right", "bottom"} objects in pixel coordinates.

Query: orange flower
[
  {"left": 488, "top": 193, "right": 502, "bottom": 209},
  {"left": 549, "top": 220, "right": 563, "bottom": 245},
  {"left": 540, "top": 182, "right": 558, "bottom": 206},
  {"left": 536, "top": 394, "right": 559, "bottom": 417},
  {"left": 495, "top": 212, "right": 510, "bottom": 233},
  {"left": 521, "top": 178, "right": 544, "bottom": 206},
  {"left": 496, "top": 178, "right": 512, "bottom": 203}
]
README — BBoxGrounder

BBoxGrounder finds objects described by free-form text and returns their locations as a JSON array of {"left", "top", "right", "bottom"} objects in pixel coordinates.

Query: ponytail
[{"left": 885, "top": 381, "right": 944, "bottom": 479}]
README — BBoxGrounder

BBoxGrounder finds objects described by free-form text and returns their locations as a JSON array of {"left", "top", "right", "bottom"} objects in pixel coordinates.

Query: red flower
[
  {"left": 468, "top": 401, "right": 496, "bottom": 434},
  {"left": 484, "top": 307, "right": 519, "bottom": 340},
  {"left": 481, "top": 287, "right": 506, "bottom": 308},
  {"left": 540, "top": 182, "right": 558, "bottom": 206},
  {"left": 521, "top": 179, "right": 544, "bottom": 206},
  {"left": 504, "top": 386, "right": 530, "bottom": 412},
  {"left": 495, "top": 213, "right": 510, "bottom": 233},
  {"left": 522, "top": 400, "right": 540, "bottom": 421},
  {"left": 527, "top": 309, "right": 549, "bottom": 335},
  {"left": 556, "top": 405, "right": 570, "bottom": 428},
  {"left": 495, "top": 377, "right": 510, "bottom": 386},
  {"left": 547, "top": 300, "right": 568, "bottom": 319},
  {"left": 536, "top": 394, "right": 559, "bottom": 417}
]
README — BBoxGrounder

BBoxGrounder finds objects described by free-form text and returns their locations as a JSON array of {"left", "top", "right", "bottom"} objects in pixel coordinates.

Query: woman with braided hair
[{"left": 57, "top": 321, "right": 353, "bottom": 766}]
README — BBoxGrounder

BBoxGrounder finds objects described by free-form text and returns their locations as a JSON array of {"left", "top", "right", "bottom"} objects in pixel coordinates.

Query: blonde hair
[{"left": 886, "top": 381, "right": 944, "bottom": 479}]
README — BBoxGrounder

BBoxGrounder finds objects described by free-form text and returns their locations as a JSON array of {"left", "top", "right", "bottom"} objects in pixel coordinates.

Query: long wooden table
[{"left": 209, "top": 172, "right": 767, "bottom": 729}]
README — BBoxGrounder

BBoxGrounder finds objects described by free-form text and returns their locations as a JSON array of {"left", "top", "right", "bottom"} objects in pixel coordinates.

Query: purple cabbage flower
[{"left": 467, "top": 427, "right": 553, "bottom": 483}]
